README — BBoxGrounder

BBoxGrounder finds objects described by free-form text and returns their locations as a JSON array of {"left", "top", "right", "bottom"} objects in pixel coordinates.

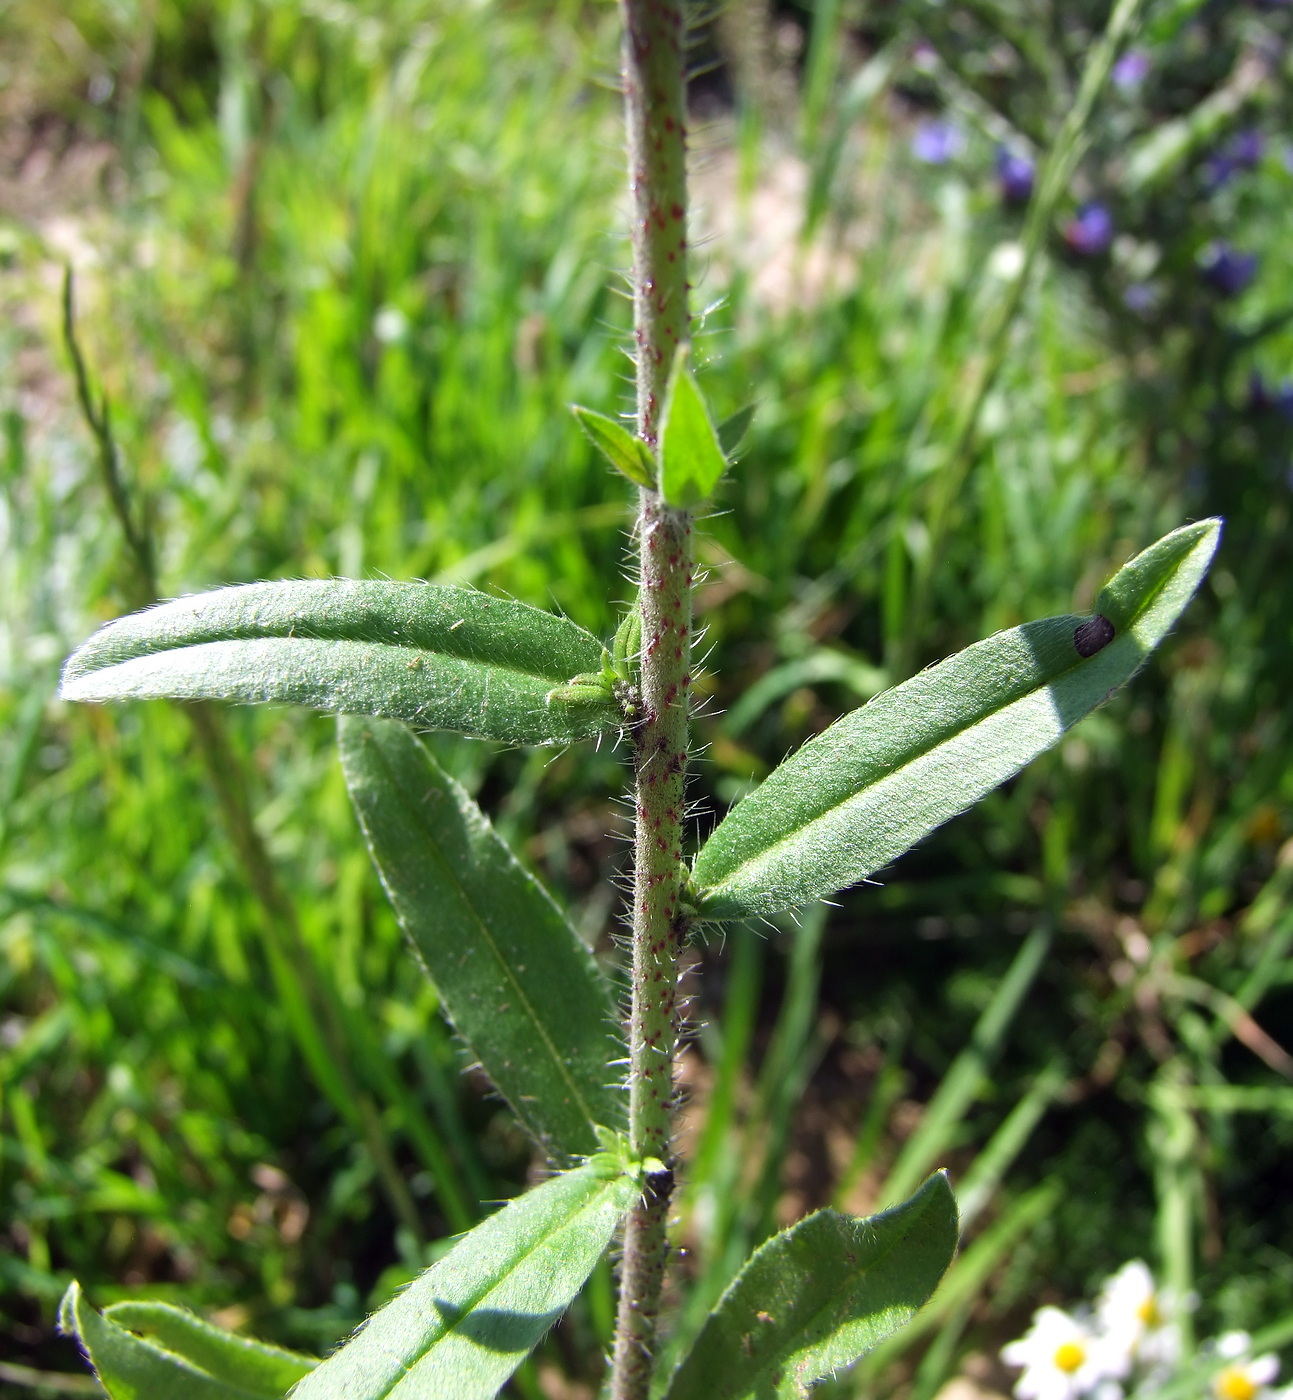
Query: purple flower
[
  {"left": 912, "top": 119, "right": 963, "bottom": 165},
  {"left": 1201, "top": 241, "right": 1258, "bottom": 296},
  {"left": 1112, "top": 49, "right": 1151, "bottom": 90},
  {"left": 996, "top": 147, "right": 1035, "bottom": 204},
  {"left": 1205, "top": 129, "right": 1265, "bottom": 189},
  {"left": 1123, "top": 283, "right": 1157, "bottom": 314},
  {"left": 1248, "top": 372, "right": 1293, "bottom": 421},
  {"left": 1064, "top": 203, "right": 1114, "bottom": 256}
]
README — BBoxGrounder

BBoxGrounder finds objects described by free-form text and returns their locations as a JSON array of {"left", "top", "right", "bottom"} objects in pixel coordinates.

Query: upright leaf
[
  {"left": 572, "top": 405, "right": 657, "bottom": 488},
  {"left": 659, "top": 348, "right": 728, "bottom": 508},
  {"left": 293, "top": 1161, "right": 638, "bottom": 1400},
  {"left": 59, "top": 1282, "right": 290, "bottom": 1400},
  {"left": 663, "top": 1173, "right": 959, "bottom": 1400},
  {"left": 61, "top": 580, "right": 617, "bottom": 746},
  {"left": 692, "top": 519, "right": 1220, "bottom": 919},
  {"left": 339, "top": 715, "right": 624, "bottom": 1162}
]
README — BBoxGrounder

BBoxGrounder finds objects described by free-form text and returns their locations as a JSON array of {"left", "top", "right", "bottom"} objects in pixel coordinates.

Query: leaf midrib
[
  {"left": 699, "top": 642, "right": 1097, "bottom": 905},
  {"left": 73, "top": 635, "right": 569, "bottom": 691},
  {"left": 372, "top": 735, "right": 610, "bottom": 1150},
  {"left": 365, "top": 1174, "right": 622, "bottom": 1400}
]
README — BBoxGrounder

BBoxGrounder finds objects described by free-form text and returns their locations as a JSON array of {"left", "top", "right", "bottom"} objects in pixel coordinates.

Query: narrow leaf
[
  {"left": 339, "top": 715, "right": 624, "bottom": 1162},
  {"left": 59, "top": 1282, "right": 276, "bottom": 1400},
  {"left": 663, "top": 1173, "right": 959, "bottom": 1400},
  {"left": 717, "top": 404, "right": 755, "bottom": 458},
  {"left": 103, "top": 1301, "right": 316, "bottom": 1394},
  {"left": 60, "top": 580, "right": 616, "bottom": 747},
  {"left": 659, "top": 348, "right": 728, "bottom": 508},
  {"left": 572, "top": 405, "right": 656, "bottom": 488},
  {"left": 693, "top": 519, "right": 1220, "bottom": 919},
  {"left": 292, "top": 1162, "right": 637, "bottom": 1400}
]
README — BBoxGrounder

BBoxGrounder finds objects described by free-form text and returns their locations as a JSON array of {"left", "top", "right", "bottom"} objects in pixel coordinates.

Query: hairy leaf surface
[
  {"left": 692, "top": 520, "right": 1220, "bottom": 919},
  {"left": 340, "top": 715, "right": 624, "bottom": 1162},
  {"left": 292, "top": 1162, "right": 637, "bottom": 1400},
  {"left": 60, "top": 580, "right": 615, "bottom": 746},
  {"left": 572, "top": 405, "right": 656, "bottom": 488},
  {"left": 59, "top": 1283, "right": 293, "bottom": 1400},
  {"left": 103, "top": 1301, "right": 316, "bottom": 1394},
  {"left": 663, "top": 1173, "right": 959, "bottom": 1400}
]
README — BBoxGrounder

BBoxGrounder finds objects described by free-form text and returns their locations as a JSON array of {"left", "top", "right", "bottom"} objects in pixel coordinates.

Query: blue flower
[
  {"left": 1205, "top": 129, "right": 1265, "bottom": 189},
  {"left": 1123, "top": 283, "right": 1157, "bottom": 314},
  {"left": 1201, "top": 242, "right": 1258, "bottom": 297},
  {"left": 912, "top": 119, "right": 963, "bottom": 165},
  {"left": 1112, "top": 50, "right": 1150, "bottom": 90},
  {"left": 996, "top": 148, "right": 1035, "bottom": 204},
  {"left": 1247, "top": 372, "right": 1293, "bottom": 422},
  {"left": 1064, "top": 203, "right": 1113, "bottom": 256}
]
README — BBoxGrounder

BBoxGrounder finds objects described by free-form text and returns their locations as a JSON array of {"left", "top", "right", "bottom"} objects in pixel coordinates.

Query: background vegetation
[{"left": 1, "top": 0, "right": 1291, "bottom": 1394}]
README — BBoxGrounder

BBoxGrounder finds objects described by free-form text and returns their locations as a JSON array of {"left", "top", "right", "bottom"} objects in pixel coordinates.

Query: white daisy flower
[
  {"left": 1211, "top": 1332, "right": 1281, "bottom": 1400},
  {"left": 1095, "top": 1260, "right": 1181, "bottom": 1374},
  {"left": 1002, "top": 1306, "right": 1121, "bottom": 1400}
]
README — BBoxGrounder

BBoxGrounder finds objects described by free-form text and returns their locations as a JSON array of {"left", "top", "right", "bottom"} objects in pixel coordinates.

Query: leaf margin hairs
[
  {"left": 691, "top": 519, "right": 1221, "bottom": 920},
  {"left": 60, "top": 578, "right": 618, "bottom": 746},
  {"left": 289, "top": 1158, "right": 639, "bottom": 1400},
  {"left": 339, "top": 713, "right": 625, "bottom": 1163}
]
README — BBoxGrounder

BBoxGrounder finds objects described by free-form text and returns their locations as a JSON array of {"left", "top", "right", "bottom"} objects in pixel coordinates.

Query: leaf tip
[{"left": 57, "top": 1280, "right": 82, "bottom": 1338}]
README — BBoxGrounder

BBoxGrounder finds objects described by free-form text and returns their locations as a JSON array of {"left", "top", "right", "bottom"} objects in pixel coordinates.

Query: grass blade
[
  {"left": 881, "top": 925, "right": 1051, "bottom": 1206},
  {"left": 61, "top": 580, "right": 617, "bottom": 746},
  {"left": 339, "top": 715, "right": 624, "bottom": 1162},
  {"left": 292, "top": 1162, "right": 637, "bottom": 1400},
  {"left": 692, "top": 521, "right": 1220, "bottom": 920}
]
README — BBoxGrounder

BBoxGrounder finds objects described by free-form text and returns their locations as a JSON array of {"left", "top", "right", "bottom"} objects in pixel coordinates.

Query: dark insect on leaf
[{"left": 1073, "top": 614, "right": 1116, "bottom": 657}]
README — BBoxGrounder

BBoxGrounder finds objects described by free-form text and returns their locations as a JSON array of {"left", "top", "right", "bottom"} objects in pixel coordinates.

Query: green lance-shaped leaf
[
  {"left": 572, "top": 405, "right": 657, "bottom": 488},
  {"left": 60, "top": 580, "right": 617, "bottom": 746},
  {"left": 693, "top": 519, "right": 1220, "bottom": 920},
  {"left": 59, "top": 1282, "right": 312, "bottom": 1400},
  {"left": 339, "top": 714, "right": 624, "bottom": 1162},
  {"left": 663, "top": 1173, "right": 959, "bottom": 1400},
  {"left": 292, "top": 1160, "right": 638, "bottom": 1400},
  {"left": 103, "top": 1301, "right": 317, "bottom": 1395},
  {"left": 659, "top": 346, "right": 728, "bottom": 508}
]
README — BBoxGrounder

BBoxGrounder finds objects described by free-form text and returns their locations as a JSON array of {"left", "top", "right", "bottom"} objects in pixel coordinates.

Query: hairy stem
[{"left": 613, "top": 2, "right": 691, "bottom": 1397}]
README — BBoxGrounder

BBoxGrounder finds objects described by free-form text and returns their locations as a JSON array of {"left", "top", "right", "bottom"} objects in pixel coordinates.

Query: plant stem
[{"left": 613, "top": 2, "right": 691, "bottom": 1397}]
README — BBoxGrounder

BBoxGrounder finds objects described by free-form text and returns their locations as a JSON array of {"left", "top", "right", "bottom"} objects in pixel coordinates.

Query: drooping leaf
[
  {"left": 572, "top": 405, "right": 656, "bottom": 488},
  {"left": 339, "top": 715, "right": 624, "bottom": 1162},
  {"left": 717, "top": 404, "right": 755, "bottom": 458},
  {"left": 60, "top": 580, "right": 617, "bottom": 746},
  {"left": 692, "top": 520, "right": 1220, "bottom": 919},
  {"left": 59, "top": 1282, "right": 287, "bottom": 1400},
  {"left": 292, "top": 1161, "right": 638, "bottom": 1400},
  {"left": 663, "top": 1173, "right": 959, "bottom": 1400},
  {"left": 103, "top": 1301, "right": 316, "bottom": 1395},
  {"left": 659, "top": 348, "right": 728, "bottom": 508}
]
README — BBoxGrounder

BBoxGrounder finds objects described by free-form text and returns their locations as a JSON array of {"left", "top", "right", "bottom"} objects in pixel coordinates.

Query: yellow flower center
[
  {"left": 1054, "top": 1342, "right": 1086, "bottom": 1374},
  {"left": 1216, "top": 1369, "right": 1258, "bottom": 1400},
  {"left": 1137, "top": 1296, "right": 1161, "bottom": 1327}
]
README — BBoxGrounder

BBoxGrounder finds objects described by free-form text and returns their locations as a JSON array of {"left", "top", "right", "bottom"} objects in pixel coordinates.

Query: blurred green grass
[{"left": 2, "top": 1, "right": 1292, "bottom": 1395}]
